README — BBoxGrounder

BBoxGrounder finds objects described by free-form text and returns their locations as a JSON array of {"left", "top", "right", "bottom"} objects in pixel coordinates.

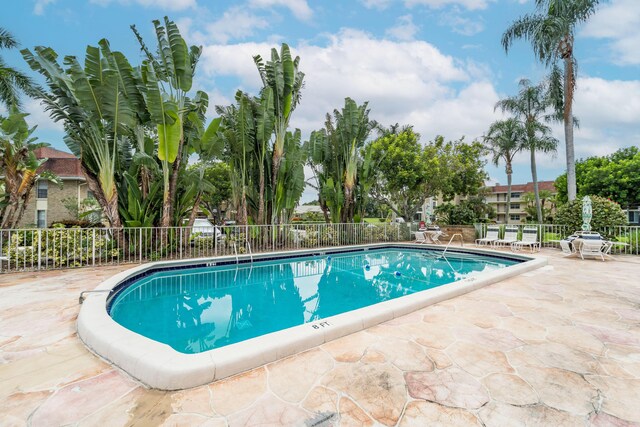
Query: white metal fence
[
  {"left": 473, "top": 223, "right": 640, "bottom": 255},
  {"left": 0, "top": 223, "right": 412, "bottom": 274}
]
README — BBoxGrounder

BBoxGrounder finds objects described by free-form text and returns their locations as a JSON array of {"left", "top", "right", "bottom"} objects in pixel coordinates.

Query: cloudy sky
[{"left": 4, "top": 0, "right": 640, "bottom": 202}]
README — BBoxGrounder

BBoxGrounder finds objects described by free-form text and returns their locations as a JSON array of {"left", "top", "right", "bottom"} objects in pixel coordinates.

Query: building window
[
  {"left": 511, "top": 193, "right": 520, "bottom": 199},
  {"left": 37, "top": 210, "right": 47, "bottom": 228},
  {"left": 37, "top": 180, "right": 48, "bottom": 199},
  {"left": 510, "top": 214, "right": 521, "bottom": 221},
  {"left": 511, "top": 203, "right": 520, "bottom": 209}
]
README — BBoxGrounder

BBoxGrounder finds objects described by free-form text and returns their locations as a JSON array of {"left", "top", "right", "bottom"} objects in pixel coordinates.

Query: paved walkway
[{"left": 1, "top": 250, "right": 640, "bottom": 426}]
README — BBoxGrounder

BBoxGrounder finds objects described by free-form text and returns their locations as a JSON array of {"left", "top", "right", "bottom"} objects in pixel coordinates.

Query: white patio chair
[
  {"left": 579, "top": 239, "right": 606, "bottom": 261},
  {"left": 475, "top": 225, "right": 499, "bottom": 246},
  {"left": 559, "top": 239, "right": 576, "bottom": 256},
  {"left": 415, "top": 231, "right": 428, "bottom": 244},
  {"left": 511, "top": 227, "right": 540, "bottom": 253},
  {"left": 494, "top": 225, "right": 519, "bottom": 247},
  {"left": 427, "top": 225, "right": 448, "bottom": 244}
]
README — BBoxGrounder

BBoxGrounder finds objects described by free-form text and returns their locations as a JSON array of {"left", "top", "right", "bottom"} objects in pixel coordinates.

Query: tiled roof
[
  {"left": 34, "top": 147, "right": 84, "bottom": 178},
  {"left": 34, "top": 147, "right": 77, "bottom": 159},
  {"left": 490, "top": 181, "right": 556, "bottom": 194}
]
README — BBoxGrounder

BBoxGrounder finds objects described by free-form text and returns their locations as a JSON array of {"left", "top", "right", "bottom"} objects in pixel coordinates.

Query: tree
[
  {"left": 0, "top": 108, "right": 54, "bottom": 228},
  {"left": 306, "top": 98, "right": 376, "bottom": 223},
  {"left": 132, "top": 17, "right": 208, "bottom": 228},
  {"left": 200, "top": 162, "right": 231, "bottom": 221},
  {"left": 554, "top": 195, "right": 627, "bottom": 238},
  {"left": 495, "top": 78, "right": 558, "bottom": 222},
  {"left": 366, "top": 131, "right": 487, "bottom": 221},
  {"left": 522, "top": 189, "right": 555, "bottom": 222},
  {"left": 253, "top": 44, "right": 304, "bottom": 223},
  {"left": 502, "top": 0, "right": 601, "bottom": 202},
  {"left": 483, "top": 119, "right": 526, "bottom": 224},
  {"left": 555, "top": 146, "right": 640, "bottom": 207},
  {"left": 0, "top": 28, "right": 38, "bottom": 109},
  {"left": 22, "top": 40, "right": 140, "bottom": 229}
]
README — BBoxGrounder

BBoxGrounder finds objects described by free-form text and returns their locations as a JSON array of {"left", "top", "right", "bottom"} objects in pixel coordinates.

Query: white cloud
[
  {"left": 581, "top": 0, "right": 640, "bottom": 65},
  {"left": 248, "top": 0, "right": 313, "bottom": 21},
  {"left": 405, "top": 0, "right": 494, "bottom": 10},
  {"left": 385, "top": 14, "right": 419, "bottom": 41},
  {"left": 439, "top": 10, "right": 484, "bottom": 35},
  {"left": 570, "top": 77, "right": 640, "bottom": 156},
  {"left": 33, "top": 0, "right": 56, "bottom": 15},
  {"left": 204, "top": 7, "right": 270, "bottom": 44},
  {"left": 200, "top": 28, "right": 499, "bottom": 144},
  {"left": 89, "top": 0, "right": 197, "bottom": 11},
  {"left": 360, "top": 0, "right": 394, "bottom": 10},
  {"left": 23, "top": 98, "right": 64, "bottom": 133}
]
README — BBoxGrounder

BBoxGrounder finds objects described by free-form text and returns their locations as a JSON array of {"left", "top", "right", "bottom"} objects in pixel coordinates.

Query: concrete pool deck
[{"left": 1, "top": 249, "right": 640, "bottom": 426}]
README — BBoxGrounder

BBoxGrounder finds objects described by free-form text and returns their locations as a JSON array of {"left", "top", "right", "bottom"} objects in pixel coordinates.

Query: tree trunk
[
  {"left": 1, "top": 168, "right": 19, "bottom": 228},
  {"left": 258, "top": 164, "right": 265, "bottom": 225},
  {"left": 161, "top": 138, "right": 185, "bottom": 228},
  {"left": 183, "top": 193, "right": 202, "bottom": 247},
  {"left": 81, "top": 165, "right": 122, "bottom": 229},
  {"left": 140, "top": 167, "right": 150, "bottom": 199},
  {"left": 530, "top": 149, "right": 542, "bottom": 223},
  {"left": 564, "top": 56, "right": 576, "bottom": 201},
  {"left": 506, "top": 164, "right": 512, "bottom": 225},
  {"left": 12, "top": 179, "right": 37, "bottom": 229},
  {"left": 342, "top": 185, "right": 353, "bottom": 223}
]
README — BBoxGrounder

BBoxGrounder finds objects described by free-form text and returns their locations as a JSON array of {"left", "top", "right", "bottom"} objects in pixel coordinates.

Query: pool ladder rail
[
  {"left": 232, "top": 239, "right": 254, "bottom": 264},
  {"left": 442, "top": 233, "right": 464, "bottom": 256},
  {"left": 79, "top": 289, "right": 112, "bottom": 304}
]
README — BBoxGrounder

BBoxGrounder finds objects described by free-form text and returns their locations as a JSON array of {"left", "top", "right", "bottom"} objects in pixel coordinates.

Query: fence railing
[
  {"left": 0, "top": 223, "right": 412, "bottom": 274},
  {"left": 473, "top": 223, "right": 640, "bottom": 255}
]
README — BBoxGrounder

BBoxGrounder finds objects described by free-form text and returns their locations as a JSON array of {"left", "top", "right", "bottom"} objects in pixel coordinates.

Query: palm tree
[
  {"left": 305, "top": 98, "right": 375, "bottom": 223},
  {"left": 483, "top": 119, "right": 526, "bottom": 224},
  {"left": 495, "top": 79, "right": 558, "bottom": 223},
  {"left": 253, "top": 44, "right": 304, "bottom": 224},
  {"left": 502, "top": 0, "right": 601, "bottom": 202},
  {"left": 0, "top": 108, "right": 51, "bottom": 228},
  {"left": 0, "top": 28, "right": 37, "bottom": 109}
]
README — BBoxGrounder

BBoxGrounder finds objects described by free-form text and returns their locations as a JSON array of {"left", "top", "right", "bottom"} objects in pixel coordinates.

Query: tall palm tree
[
  {"left": 0, "top": 28, "right": 37, "bottom": 109},
  {"left": 483, "top": 119, "right": 526, "bottom": 224},
  {"left": 495, "top": 79, "right": 558, "bottom": 223},
  {"left": 502, "top": 0, "right": 601, "bottom": 202},
  {"left": 253, "top": 44, "right": 304, "bottom": 223}
]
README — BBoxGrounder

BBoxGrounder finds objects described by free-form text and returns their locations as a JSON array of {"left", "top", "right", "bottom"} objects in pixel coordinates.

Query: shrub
[{"left": 554, "top": 195, "right": 627, "bottom": 238}]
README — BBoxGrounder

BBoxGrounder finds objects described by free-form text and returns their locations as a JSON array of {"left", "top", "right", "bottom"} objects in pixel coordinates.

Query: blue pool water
[{"left": 109, "top": 248, "right": 519, "bottom": 354}]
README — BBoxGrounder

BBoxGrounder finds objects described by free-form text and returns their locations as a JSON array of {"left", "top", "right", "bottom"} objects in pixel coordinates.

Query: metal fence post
[{"left": 37, "top": 229, "right": 42, "bottom": 270}]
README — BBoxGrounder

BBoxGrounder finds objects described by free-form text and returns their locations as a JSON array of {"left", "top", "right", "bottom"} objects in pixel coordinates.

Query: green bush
[{"left": 554, "top": 195, "right": 627, "bottom": 238}]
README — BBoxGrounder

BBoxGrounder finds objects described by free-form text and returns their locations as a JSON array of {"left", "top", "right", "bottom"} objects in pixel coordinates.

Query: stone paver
[{"left": 1, "top": 250, "right": 640, "bottom": 426}]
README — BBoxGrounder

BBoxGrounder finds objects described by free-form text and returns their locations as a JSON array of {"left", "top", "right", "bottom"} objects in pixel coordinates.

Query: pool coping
[{"left": 77, "top": 243, "right": 547, "bottom": 390}]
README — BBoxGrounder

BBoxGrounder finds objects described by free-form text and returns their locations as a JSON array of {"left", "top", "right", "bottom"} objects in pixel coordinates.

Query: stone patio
[{"left": 1, "top": 249, "right": 640, "bottom": 426}]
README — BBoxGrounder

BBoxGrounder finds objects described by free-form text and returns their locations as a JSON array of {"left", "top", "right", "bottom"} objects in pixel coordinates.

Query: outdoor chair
[
  {"left": 475, "top": 225, "right": 499, "bottom": 246},
  {"left": 511, "top": 227, "right": 540, "bottom": 253},
  {"left": 494, "top": 225, "right": 519, "bottom": 247},
  {"left": 415, "top": 231, "right": 428, "bottom": 244},
  {"left": 426, "top": 225, "right": 448, "bottom": 244},
  {"left": 559, "top": 239, "right": 576, "bottom": 256},
  {"left": 579, "top": 239, "right": 607, "bottom": 261}
]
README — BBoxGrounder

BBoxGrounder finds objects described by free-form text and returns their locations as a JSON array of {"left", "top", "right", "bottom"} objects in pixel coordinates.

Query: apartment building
[
  {"left": 485, "top": 181, "right": 556, "bottom": 224},
  {"left": 17, "top": 147, "right": 93, "bottom": 228}
]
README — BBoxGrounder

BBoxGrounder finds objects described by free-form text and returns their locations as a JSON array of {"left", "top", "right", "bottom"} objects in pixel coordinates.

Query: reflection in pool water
[{"left": 109, "top": 249, "right": 517, "bottom": 353}]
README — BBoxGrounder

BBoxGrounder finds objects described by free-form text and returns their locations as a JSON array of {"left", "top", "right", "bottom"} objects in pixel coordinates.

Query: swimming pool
[
  {"left": 109, "top": 248, "right": 518, "bottom": 354},
  {"left": 78, "top": 243, "right": 546, "bottom": 389}
]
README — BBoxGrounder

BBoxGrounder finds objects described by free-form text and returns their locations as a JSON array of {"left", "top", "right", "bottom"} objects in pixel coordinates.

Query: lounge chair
[
  {"left": 415, "top": 231, "right": 428, "bottom": 244},
  {"left": 511, "top": 226, "right": 540, "bottom": 253},
  {"left": 579, "top": 239, "right": 607, "bottom": 261},
  {"left": 559, "top": 239, "right": 576, "bottom": 256},
  {"left": 577, "top": 233, "right": 609, "bottom": 261},
  {"left": 494, "top": 225, "right": 519, "bottom": 247},
  {"left": 475, "top": 225, "right": 499, "bottom": 246},
  {"left": 426, "top": 225, "right": 448, "bottom": 244}
]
